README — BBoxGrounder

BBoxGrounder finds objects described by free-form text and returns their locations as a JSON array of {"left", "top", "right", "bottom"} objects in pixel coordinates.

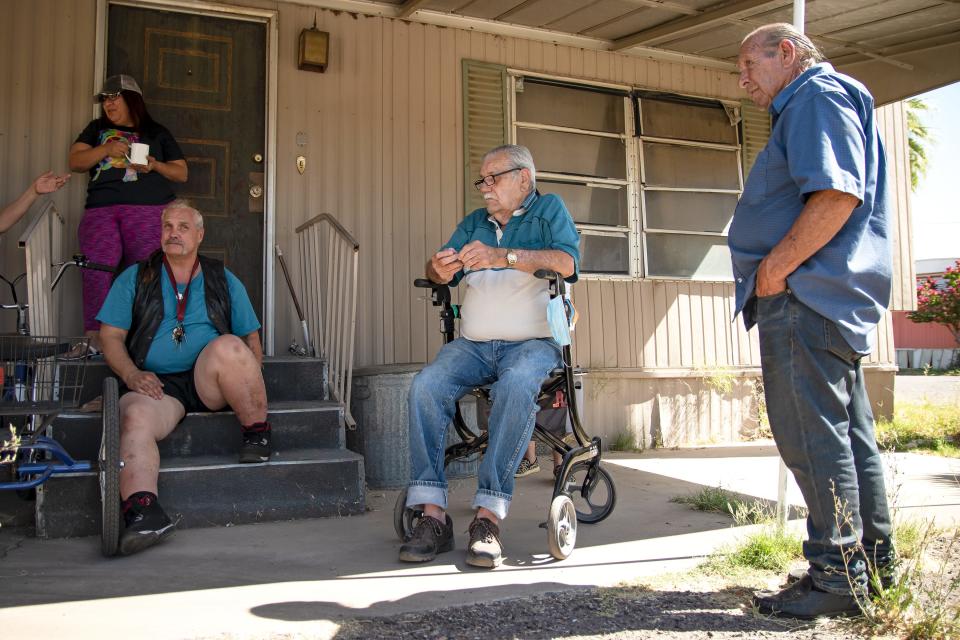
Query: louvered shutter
[
  {"left": 462, "top": 60, "right": 508, "bottom": 214},
  {"left": 740, "top": 100, "right": 771, "bottom": 176}
]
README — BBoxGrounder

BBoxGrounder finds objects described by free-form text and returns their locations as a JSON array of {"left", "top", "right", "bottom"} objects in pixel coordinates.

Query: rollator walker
[{"left": 394, "top": 270, "right": 616, "bottom": 560}]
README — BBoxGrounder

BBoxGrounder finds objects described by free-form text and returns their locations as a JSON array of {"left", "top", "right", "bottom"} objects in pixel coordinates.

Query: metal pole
[{"left": 773, "top": 0, "right": 807, "bottom": 528}]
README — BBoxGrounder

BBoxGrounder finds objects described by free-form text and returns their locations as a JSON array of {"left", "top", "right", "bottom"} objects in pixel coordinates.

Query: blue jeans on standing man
[
  {"left": 406, "top": 337, "right": 562, "bottom": 520},
  {"left": 756, "top": 290, "right": 894, "bottom": 594}
]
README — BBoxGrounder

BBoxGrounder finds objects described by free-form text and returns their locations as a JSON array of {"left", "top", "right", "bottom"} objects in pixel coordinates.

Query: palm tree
[{"left": 906, "top": 98, "right": 933, "bottom": 192}]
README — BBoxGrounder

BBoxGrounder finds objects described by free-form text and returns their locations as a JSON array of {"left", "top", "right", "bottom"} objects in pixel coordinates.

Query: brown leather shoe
[{"left": 398, "top": 514, "right": 454, "bottom": 563}]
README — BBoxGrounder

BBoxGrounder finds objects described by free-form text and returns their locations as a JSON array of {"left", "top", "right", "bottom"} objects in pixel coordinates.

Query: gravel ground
[{"left": 334, "top": 533, "right": 960, "bottom": 640}]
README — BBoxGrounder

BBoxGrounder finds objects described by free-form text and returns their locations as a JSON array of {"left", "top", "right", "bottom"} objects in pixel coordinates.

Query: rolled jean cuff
[
  {"left": 811, "top": 566, "right": 867, "bottom": 595},
  {"left": 472, "top": 489, "right": 512, "bottom": 521},
  {"left": 406, "top": 482, "right": 447, "bottom": 511}
]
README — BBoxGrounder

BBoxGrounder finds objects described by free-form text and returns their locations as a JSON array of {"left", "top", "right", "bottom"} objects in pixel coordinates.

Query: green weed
[{"left": 876, "top": 402, "right": 960, "bottom": 458}]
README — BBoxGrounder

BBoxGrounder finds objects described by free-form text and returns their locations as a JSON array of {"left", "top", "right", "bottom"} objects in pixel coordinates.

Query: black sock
[
  {"left": 242, "top": 421, "right": 271, "bottom": 433},
  {"left": 121, "top": 491, "right": 158, "bottom": 526}
]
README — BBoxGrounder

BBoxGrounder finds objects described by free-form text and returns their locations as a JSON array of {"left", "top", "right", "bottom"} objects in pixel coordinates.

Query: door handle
[{"left": 248, "top": 171, "right": 265, "bottom": 213}]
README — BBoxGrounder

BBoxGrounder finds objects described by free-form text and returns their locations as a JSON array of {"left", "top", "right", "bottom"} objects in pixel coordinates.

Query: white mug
[{"left": 126, "top": 142, "right": 149, "bottom": 165}]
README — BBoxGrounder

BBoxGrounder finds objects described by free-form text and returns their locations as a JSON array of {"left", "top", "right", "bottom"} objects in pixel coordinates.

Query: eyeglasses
[
  {"left": 98, "top": 92, "right": 122, "bottom": 103},
  {"left": 473, "top": 167, "right": 521, "bottom": 190}
]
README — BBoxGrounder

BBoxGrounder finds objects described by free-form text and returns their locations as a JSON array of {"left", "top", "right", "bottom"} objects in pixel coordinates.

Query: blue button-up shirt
[{"left": 728, "top": 63, "right": 892, "bottom": 354}]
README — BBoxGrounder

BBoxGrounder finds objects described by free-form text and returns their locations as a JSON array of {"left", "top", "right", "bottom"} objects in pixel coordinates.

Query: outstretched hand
[{"left": 33, "top": 171, "right": 70, "bottom": 195}]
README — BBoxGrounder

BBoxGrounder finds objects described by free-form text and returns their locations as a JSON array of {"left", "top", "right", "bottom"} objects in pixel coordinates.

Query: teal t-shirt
[{"left": 97, "top": 263, "right": 261, "bottom": 374}]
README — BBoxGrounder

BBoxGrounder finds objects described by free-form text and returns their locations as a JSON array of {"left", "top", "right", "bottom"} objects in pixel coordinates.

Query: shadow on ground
[
  {"left": 251, "top": 582, "right": 810, "bottom": 638},
  {"left": 0, "top": 460, "right": 755, "bottom": 609}
]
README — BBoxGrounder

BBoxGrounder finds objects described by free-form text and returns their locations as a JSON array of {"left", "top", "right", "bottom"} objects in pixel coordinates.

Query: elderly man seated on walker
[
  {"left": 399, "top": 144, "right": 580, "bottom": 568},
  {"left": 98, "top": 199, "right": 270, "bottom": 555}
]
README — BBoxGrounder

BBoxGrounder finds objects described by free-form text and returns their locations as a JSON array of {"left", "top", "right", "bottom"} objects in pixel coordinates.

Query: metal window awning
[{"left": 315, "top": 0, "right": 960, "bottom": 105}]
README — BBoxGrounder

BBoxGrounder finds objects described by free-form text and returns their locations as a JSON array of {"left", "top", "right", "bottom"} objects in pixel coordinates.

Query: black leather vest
[{"left": 126, "top": 250, "right": 232, "bottom": 369}]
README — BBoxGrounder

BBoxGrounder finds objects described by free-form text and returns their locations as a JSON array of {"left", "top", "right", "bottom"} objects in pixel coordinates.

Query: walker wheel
[
  {"left": 393, "top": 487, "right": 423, "bottom": 541},
  {"left": 547, "top": 494, "right": 577, "bottom": 560},
  {"left": 562, "top": 461, "right": 617, "bottom": 524}
]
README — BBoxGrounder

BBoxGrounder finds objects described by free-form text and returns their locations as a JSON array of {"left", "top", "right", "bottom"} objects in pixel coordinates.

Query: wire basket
[{"left": 0, "top": 336, "right": 90, "bottom": 415}]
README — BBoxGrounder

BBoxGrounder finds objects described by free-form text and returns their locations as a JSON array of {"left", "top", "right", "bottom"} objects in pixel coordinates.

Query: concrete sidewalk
[{"left": 1, "top": 445, "right": 958, "bottom": 639}]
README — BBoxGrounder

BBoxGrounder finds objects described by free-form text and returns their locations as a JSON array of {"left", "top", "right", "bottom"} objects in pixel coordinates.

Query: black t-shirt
[{"left": 74, "top": 119, "right": 185, "bottom": 209}]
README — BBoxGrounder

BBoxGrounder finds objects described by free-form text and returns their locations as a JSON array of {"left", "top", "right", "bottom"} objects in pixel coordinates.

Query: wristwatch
[{"left": 505, "top": 250, "right": 518, "bottom": 268}]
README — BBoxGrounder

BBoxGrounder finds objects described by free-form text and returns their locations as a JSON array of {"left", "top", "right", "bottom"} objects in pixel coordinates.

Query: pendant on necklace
[{"left": 172, "top": 324, "right": 185, "bottom": 345}]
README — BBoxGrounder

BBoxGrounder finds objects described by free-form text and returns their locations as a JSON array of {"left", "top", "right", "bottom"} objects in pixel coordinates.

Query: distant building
[{"left": 892, "top": 257, "right": 959, "bottom": 368}]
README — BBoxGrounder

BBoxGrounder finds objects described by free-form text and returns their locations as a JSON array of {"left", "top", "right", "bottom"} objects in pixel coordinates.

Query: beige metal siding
[
  {"left": 876, "top": 101, "right": 917, "bottom": 312},
  {"left": 0, "top": 0, "right": 96, "bottom": 334},
  {"left": 1, "top": 3, "right": 901, "bottom": 374},
  {"left": 265, "top": 6, "right": 751, "bottom": 370}
]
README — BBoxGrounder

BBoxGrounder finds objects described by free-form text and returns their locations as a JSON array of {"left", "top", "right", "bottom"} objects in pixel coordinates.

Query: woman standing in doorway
[{"left": 69, "top": 74, "right": 188, "bottom": 354}]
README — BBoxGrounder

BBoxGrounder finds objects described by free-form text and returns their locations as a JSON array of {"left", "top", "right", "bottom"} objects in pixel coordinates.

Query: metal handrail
[
  {"left": 17, "top": 201, "right": 64, "bottom": 337},
  {"left": 294, "top": 213, "right": 359, "bottom": 429}
]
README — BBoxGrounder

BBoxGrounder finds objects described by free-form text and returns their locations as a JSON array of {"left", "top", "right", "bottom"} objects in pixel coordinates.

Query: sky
[{"left": 909, "top": 82, "right": 960, "bottom": 261}]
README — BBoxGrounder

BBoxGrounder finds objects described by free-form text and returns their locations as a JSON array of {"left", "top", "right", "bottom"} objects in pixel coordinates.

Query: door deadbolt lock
[{"left": 249, "top": 185, "right": 263, "bottom": 198}]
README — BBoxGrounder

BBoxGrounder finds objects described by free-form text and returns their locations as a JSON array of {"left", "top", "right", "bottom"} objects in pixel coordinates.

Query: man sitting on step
[{"left": 98, "top": 199, "right": 270, "bottom": 556}]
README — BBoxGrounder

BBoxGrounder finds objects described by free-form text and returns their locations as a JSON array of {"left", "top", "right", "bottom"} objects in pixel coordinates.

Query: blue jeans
[
  {"left": 757, "top": 291, "right": 894, "bottom": 594},
  {"left": 406, "top": 337, "right": 562, "bottom": 520}
]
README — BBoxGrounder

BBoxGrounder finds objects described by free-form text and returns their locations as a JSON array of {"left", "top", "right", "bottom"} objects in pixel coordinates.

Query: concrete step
[
  {"left": 76, "top": 356, "right": 327, "bottom": 405},
  {"left": 36, "top": 448, "right": 365, "bottom": 538},
  {"left": 51, "top": 400, "right": 345, "bottom": 461}
]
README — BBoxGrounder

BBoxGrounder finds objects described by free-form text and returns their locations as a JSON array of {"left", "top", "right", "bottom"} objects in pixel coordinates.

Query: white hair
[
  {"left": 743, "top": 23, "right": 825, "bottom": 71},
  {"left": 162, "top": 198, "right": 204, "bottom": 229},
  {"left": 483, "top": 144, "right": 536, "bottom": 190}
]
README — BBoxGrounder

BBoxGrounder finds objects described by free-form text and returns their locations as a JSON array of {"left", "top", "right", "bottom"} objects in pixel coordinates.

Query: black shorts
[{"left": 119, "top": 368, "right": 216, "bottom": 415}]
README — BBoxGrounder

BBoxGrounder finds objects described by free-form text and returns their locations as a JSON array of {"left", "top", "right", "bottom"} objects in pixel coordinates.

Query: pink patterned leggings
[{"left": 77, "top": 203, "right": 165, "bottom": 331}]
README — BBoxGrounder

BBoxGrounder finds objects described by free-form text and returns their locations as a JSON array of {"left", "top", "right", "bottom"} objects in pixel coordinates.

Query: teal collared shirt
[{"left": 441, "top": 190, "right": 581, "bottom": 285}]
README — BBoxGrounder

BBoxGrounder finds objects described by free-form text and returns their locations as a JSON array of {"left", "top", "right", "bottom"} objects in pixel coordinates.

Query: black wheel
[
  {"left": 393, "top": 487, "right": 423, "bottom": 541},
  {"left": 560, "top": 461, "right": 616, "bottom": 524},
  {"left": 100, "top": 377, "right": 121, "bottom": 557}
]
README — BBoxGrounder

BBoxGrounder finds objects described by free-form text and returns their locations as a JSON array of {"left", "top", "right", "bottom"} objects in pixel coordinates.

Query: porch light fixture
[{"left": 299, "top": 15, "right": 329, "bottom": 73}]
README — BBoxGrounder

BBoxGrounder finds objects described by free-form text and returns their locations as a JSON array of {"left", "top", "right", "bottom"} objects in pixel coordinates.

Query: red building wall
[{"left": 892, "top": 311, "right": 958, "bottom": 349}]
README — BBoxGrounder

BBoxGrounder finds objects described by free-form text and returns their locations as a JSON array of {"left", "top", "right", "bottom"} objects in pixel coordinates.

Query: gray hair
[
  {"left": 162, "top": 198, "right": 204, "bottom": 229},
  {"left": 743, "top": 23, "right": 825, "bottom": 71},
  {"left": 483, "top": 144, "right": 536, "bottom": 190}
]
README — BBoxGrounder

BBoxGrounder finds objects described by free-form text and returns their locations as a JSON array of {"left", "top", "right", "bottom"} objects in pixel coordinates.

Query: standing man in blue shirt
[
  {"left": 729, "top": 24, "right": 894, "bottom": 618},
  {"left": 99, "top": 199, "right": 270, "bottom": 555},
  {"left": 399, "top": 144, "right": 580, "bottom": 569}
]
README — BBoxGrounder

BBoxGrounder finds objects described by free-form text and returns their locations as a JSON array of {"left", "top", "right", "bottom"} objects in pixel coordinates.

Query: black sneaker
[
  {"left": 399, "top": 514, "right": 454, "bottom": 563},
  {"left": 466, "top": 516, "right": 503, "bottom": 568},
  {"left": 239, "top": 424, "right": 272, "bottom": 463},
  {"left": 119, "top": 496, "right": 177, "bottom": 556},
  {"left": 754, "top": 573, "right": 861, "bottom": 619}
]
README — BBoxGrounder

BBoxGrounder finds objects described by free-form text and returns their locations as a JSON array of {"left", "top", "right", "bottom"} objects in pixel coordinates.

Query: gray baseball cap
[{"left": 95, "top": 74, "right": 142, "bottom": 101}]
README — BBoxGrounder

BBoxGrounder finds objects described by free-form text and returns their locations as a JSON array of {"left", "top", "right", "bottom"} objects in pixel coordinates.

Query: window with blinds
[
  {"left": 637, "top": 93, "right": 742, "bottom": 280},
  {"left": 463, "top": 62, "right": 772, "bottom": 281},
  {"left": 514, "top": 76, "right": 633, "bottom": 275}
]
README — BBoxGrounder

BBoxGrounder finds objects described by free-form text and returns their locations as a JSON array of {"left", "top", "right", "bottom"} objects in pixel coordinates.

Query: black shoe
[
  {"left": 754, "top": 573, "right": 862, "bottom": 619},
  {"left": 119, "top": 497, "right": 177, "bottom": 556},
  {"left": 399, "top": 514, "right": 454, "bottom": 563},
  {"left": 239, "top": 425, "right": 272, "bottom": 463},
  {"left": 787, "top": 563, "right": 898, "bottom": 596},
  {"left": 466, "top": 516, "right": 503, "bottom": 568}
]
